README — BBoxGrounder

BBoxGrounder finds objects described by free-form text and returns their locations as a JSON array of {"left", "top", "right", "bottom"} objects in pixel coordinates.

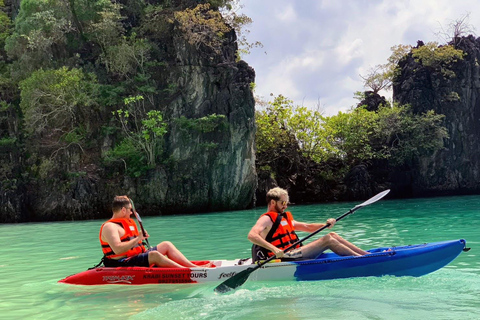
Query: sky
[{"left": 237, "top": 0, "right": 480, "bottom": 115}]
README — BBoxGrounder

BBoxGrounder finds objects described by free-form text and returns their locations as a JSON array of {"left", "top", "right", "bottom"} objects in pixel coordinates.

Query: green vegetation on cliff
[
  {"left": 361, "top": 42, "right": 464, "bottom": 95},
  {"left": 1, "top": 0, "right": 248, "bottom": 172},
  {"left": 0, "top": 0, "right": 258, "bottom": 222}
]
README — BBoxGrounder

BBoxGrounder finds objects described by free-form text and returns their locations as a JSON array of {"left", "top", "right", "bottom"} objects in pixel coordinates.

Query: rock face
[
  {"left": 139, "top": 28, "right": 257, "bottom": 214},
  {"left": 393, "top": 36, "right": 480, "bottom": 195},
  {"left": 0, "top": 2, "right": 257, "bottom": 222},
  {"left": 357, "top": 91, "right": 388, "bottom": 111}
]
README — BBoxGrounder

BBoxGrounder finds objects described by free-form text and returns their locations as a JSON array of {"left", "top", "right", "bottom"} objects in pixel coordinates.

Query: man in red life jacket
[
  {"left": 248, "top": 187, "right": 369, "bottom": 262},
  {"left": 100, "top": 195, "right": 202, "bottom": 268}
]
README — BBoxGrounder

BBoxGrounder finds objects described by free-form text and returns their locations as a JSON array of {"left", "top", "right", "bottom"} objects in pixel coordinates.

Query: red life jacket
[
  {"left": 99, "top": 218, "right": 146, "bottom": 259},
  {"left": 252, "top": 211, "right": 302, "bottom": 262}
]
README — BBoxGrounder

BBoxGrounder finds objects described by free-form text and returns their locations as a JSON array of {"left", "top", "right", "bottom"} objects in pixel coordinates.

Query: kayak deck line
[{"left": 58, "top": 239, "right": 467, "bottom": 286}]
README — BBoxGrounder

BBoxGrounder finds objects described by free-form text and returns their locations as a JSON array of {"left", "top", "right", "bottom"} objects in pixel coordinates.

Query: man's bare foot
[{"left": 199, "top": 262, "right": 215, "bottom": 268}]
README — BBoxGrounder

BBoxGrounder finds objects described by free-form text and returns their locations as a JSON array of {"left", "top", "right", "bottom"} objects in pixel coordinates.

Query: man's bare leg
[
  {"left": 330, "top": 232, "right": 369, "bottom": 255},
  {"left": 155, "top": 241, "right": 200, "bottom": 268},
  {"left": 148, "top": 251, "right": 187, "bottom": 268},
  {"left": 300, "top": 232, "right": 368, "bottom": 259}
]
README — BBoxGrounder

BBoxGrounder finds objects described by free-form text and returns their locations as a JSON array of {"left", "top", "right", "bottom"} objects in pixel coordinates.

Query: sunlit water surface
[{"left": 1, "top": 195, "right": 479, "bottom": 319}]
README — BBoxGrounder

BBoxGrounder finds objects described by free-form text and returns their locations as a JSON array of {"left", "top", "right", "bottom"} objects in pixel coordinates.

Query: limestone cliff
[
  {"left": 135, "top": 26, "right": 257, "bottom": 214},
  {"left": 393, "top": 36, "right": 480, "bottom": 195},
  {"left": 0, "top": 1, "right": 256, "bottom": 222}
]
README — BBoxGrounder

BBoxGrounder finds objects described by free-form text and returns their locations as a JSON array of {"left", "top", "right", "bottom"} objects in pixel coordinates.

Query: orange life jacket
[
  {"left": 99, "top": 218, "right": 146, "bottom": 259},
  {"left": 251, "top": 211, "right": 302, "bottom": 262}
]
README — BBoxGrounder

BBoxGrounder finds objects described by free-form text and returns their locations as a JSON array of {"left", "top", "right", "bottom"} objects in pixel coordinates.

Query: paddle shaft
[
  {"left": 135, "top": 212, "right": 152, "bottom": 249},
  {"left": 130, "top": 200, "right": 152, "bottom": 249}
]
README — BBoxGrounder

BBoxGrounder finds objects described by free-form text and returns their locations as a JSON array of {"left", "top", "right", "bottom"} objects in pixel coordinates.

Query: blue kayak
[
  {"left": 59, "top": 239, "right": 467, "bottom": 285},
  {"left": 293, "top": 239, "right": 467, "bottom": 281}
]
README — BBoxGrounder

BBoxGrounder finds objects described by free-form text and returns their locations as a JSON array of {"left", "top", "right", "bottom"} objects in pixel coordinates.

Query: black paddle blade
[{"left": 214, "top": 267, "right": 255, "bottom": 294}]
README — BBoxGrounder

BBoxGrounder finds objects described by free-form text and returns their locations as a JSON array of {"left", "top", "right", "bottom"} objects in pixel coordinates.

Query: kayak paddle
[
  {"left": 130, "top": 199, "right": 152, "bottom": 249},
  {"left": 214, "top": 189, "right": 391, "bottom": 294}
]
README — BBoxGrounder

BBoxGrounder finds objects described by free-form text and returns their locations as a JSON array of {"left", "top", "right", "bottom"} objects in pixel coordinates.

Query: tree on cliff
[
  {"left": 359, "top": 44, "right": 412, "bottom": 97},
  {"left": 435, "top": 12, "right": 476, "bottom": 48},
  {"left": 360, "top": 40, "right": 464, "bottom": 95}
]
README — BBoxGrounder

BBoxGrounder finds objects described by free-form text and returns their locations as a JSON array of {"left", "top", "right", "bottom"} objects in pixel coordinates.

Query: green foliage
[
  {"left": 323, "top": 108, "right": 380, "bottom": 164},
  {"left": 219, "top": 0, "right": 263, "bottom": 60},
  {"left": 19, "top": 67, "right": 99, "bottom": 138},
  {"left": 34, "top": 156, "right": 55, "bottom": 180},
  {"left": 175, "top": 114, "right": 227, "bottom": 133},
  {"left": 361, "top": 44, "right": 411, "bottom": 93},
  {"left": 353, "top": 91, "right": 366, "bottom": 102},
  {"left": 361, "top": 41, "right": 464, "bottom": 93},
  {"left": 4, "top": 0, "right": 74, "bottom": 79},
  {"left": 0, "top": 0, "right": 12, "bottom": 52},
  {"left": 286, "top": 106, "right": 333, "bottom": 163},
  {"left": 141, "top": 110, "right": 168, "bottom": 141},
  {"left": 109, "top": 95, "right": 168, "bottom": 172},
  {"left": 0, "top": 136, "right": 16, "bottom": 147},
  {"left": 66, "top": 170, "right": 86, "bottom": 178},
  {"left": 174, "top": 3, "right": 231, "bottom": 53},
  {"left": 4, "top": 0, "right": 124, "bottom": 80},
  {"left": 83, "top": 1, "right": 124, "bottom": 50},
  {"left": 256, "top": 95, "right": 448, "bottom": 171},
  {"left": 173, "top": 114, "right": 227, "bottom": 152},
  {"left": 255, "top": 95, "right": 296, "bottom": 154},
  {"left": 412, "top": 42, "right": 464, "bottom": 77},
  {"left": 256, "top": 95, "right": 334, "bottom": 162},
  {"left": 445, "top": 91, "right": 461, "bottom": 102},
  {"left": 141, "top": 4, "right": 173, "bottom": 40},
  {"left": 97, "top": 84, "right": 125, "bottom": 107},
  {"left": 207, "top": 0, "right": 235, "bottom": 9},
  {"left": 198, "top": 142, "right": 219, "bottom": 150},
  {"left": 324, "top": 104, "right": 448, "bottom": 166},
  {"left": 100, "top": 34, "right": 152, "bottom": 79},
  {"left": 375, "top": 105, "right": 448, "bottom": 166},
  {"left": 6, "top": 0, "right": 72, "bottom": 51},
  {"left": 61, "top": 126, "right": 87, "bottom": 144},
  {"left": 104, "top": 138, "right": 148, "bottom": 177},
  {"left": 360, "top": 65, "right": 391, "bottom": 94}
]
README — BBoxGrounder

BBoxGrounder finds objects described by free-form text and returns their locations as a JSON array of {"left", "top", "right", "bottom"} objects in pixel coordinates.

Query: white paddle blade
[{"left": 354, "top": 189, "right": 390, "bottom": 209}]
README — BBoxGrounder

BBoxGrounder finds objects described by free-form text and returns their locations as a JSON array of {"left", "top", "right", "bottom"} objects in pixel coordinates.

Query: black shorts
[{"left": 104, "top": 246, "right": 158, "bottom": 267}]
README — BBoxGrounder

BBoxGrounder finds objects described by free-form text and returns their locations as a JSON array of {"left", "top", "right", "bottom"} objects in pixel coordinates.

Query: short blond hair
[{"left": 266, "top": 187, "right": 289, "bottom": 203}]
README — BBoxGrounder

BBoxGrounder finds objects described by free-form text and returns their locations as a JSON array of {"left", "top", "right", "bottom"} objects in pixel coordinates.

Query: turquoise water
[{"left": 0, "top": 195, "right": 479, "bottom": 319}]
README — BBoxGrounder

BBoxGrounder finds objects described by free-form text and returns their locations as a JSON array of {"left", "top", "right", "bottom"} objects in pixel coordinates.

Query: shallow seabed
[{"left": 1, "top": 195, "right": 479, "bottom": 320}]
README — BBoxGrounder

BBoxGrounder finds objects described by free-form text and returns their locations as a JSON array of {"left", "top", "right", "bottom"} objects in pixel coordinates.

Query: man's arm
[
  {"left": 293, "top": 218, "right": 336, "bottom": 233},
  {"left": 101, "top": 223, "right": 146, "bottom": 255},
  {"left": 247, "top": 215, "right": 283, "bottom": 256}
]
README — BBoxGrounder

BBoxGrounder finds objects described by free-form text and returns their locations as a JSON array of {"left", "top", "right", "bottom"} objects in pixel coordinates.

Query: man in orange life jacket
[
  {"left": 248, "top": 187, "right": 369, "bottom": 262},
  {"left": 100, "top": 195, "right": 201, "bottom": 268}
]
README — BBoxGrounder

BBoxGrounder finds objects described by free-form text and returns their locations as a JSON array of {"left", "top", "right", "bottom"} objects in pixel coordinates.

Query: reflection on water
[
  {"left": 0, "top": 195, "right": 479, "bottom": 319},
  {"left": 131, "top": 272, "right": 480, "bottom": 320}
]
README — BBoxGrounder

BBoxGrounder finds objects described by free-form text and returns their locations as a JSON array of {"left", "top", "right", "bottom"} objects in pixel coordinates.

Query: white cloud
[
  {"left": 275, "top": 4, "right": 297, "bottom": 22},
  {"left": 335, "top": 39, "right": 364, "bottom": 66},
  {"left": 239, "top": 0, "right": 480, "bottom": 115}
]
